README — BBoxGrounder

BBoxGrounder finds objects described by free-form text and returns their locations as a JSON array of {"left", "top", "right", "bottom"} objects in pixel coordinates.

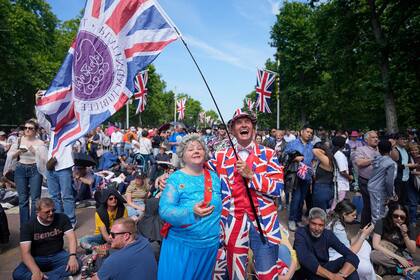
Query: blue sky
[{"left": 46, "top": 0, "right": 281, "bottom": 120}]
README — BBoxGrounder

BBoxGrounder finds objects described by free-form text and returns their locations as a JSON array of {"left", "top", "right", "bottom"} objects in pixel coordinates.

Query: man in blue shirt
[
  {"left": 93, "top": 218, "right": 157, "bottom": 280},
  {"left": 168, "top": 125, "right": 187, "bottom": 153},
  {"left": 294, "top": 208, "right": 359, "bottom": 280},
  {"left": 284, "top": 124, "right": 314, "bottom": 231}
]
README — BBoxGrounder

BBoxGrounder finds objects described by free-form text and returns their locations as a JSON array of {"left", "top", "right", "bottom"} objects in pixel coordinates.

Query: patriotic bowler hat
[{"left": 229, "top": 108, "right": 257, "bottom": 127}]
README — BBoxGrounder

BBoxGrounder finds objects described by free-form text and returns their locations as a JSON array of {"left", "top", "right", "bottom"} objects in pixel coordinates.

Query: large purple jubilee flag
[{"left": 36, "top": 0, "right": 178, "bottom": 157}]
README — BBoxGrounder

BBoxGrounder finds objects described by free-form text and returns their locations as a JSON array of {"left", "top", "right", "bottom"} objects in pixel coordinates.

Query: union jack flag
[
  {"left": 297, "top": 162, "right": 313, "bottom": 180},
  {"left": 255, "top": 69, "right": 276, "bottom": 113},
  {"left": 246, "top": 98, "right": 254, "bottom": 112},
  {"left": 198, "top": 111, "right": 206, "bottom": 124},
  {"left": 134, "top": 70, "right": 148, "bottom": 114},
  {"left": 176, "top": 98, "right": 186, "bottom": 120},
  {"left": 36, "top": 0, "right": 178, "bottom": 157},
  {"left": 234, "top": 108, "right": 244, "bottom": 117}
]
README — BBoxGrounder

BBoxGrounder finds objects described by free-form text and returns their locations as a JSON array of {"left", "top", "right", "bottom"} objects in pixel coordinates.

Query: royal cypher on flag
[{"left": 36, "top": 0, "right": 178, "bottom": 158}]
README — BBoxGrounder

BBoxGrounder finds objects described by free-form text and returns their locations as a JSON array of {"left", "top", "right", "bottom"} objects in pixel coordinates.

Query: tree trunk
[{"left": 367, "top": 0, "right": 399, "bottom": 133}]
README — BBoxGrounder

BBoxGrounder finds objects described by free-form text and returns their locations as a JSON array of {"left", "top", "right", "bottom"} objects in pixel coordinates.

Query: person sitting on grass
[
  {"left": 91, "top": 218, "right": 157, "bottom": 280},
  {"left": 328, "top": 199, "right": 376, "bottom": 280},
  {"left": 80, "top": 189, "right": 127, "bottom": 252},
  {"left": 294, "top": 207, "right": 359, "bottom": 279},
  {"left": 13, "top": 197, "right": 81, "bottom": 280},
  {"left": 370, "top": 203, "right": 417, "bottom": 277}
]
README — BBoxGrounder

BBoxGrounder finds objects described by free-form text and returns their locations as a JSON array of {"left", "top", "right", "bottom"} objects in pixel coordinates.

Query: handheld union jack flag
[
  {"left": 255, "top": 69, "right": 276, "bottom": 113},
  {"left": 246, "top": 98, "right": 254, "bottom": 112},
  {"left": 36, "top": 0, "right": 179, "bottom": 158},
  {"left": 177, "top": 98, "right": 186, "bottom": 120},
  {"left": 134, "top": 70, "right": 148, "bottom": 114}
]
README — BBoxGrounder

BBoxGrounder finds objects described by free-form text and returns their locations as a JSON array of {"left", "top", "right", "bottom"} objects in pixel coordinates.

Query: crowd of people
[{"left": 0, "top": 106, "right": 419, "bottom": 280}]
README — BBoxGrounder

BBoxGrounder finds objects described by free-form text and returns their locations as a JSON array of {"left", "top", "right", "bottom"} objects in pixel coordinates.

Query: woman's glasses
[
  {"left": 392, "top": 213, "right": 406, "bottom": 220},
  {"left": 108, "top": 196, "right": 117, "bottom": 201},
  {"left": 23, "top": 126, "right": 35, "bottom": 131}
]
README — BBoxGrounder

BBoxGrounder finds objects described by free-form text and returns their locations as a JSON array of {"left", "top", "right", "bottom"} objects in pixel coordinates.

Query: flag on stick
[
  {"left": 134, "top": 70, "right": 148, "bottom": 114},
  {"left": 36, "top": 0, "right": 178, "bottom": 157},
  {"left": 177, "top": 98, "right": 186, "bottom": 120},
  {"left": 246, "top": 98, "right": 254, "bottom": 112},
  {"left": 199, "top": 111, "right": 206, "bottom": 124},
  {"left": 255, "top": 69, "right": 276, "bottom": 113}
]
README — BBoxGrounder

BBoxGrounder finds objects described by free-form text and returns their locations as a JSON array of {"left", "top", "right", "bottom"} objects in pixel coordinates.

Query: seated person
[
  {"left": 137, "top": 197, "right": 163, "bottom": 261},
  {"left": 13, "top": 198, "right": 81, "bottom": 280},
  {"left": 125, "top": 173, "right": 149, "bottom": 221},
  {"left": 118, "top": 164, "right": 136, "bottom": 194},
  {"left": 328, "top": 200, "right": 376, "bottom": 280},
  {"left": 80, "top": 189, "right": 127, "bottom": 251},
  {"left": 73, "top": 166, "right": 94, "bottom": 202},
  {"left": 371, "top": 203, "right": 417, "bottom": 277},
  {"left": 92, "top": 218, "right": 157, "bottom": 280},
  {"left": 294, "top": 207, "right": 359, "bottom": 280}
]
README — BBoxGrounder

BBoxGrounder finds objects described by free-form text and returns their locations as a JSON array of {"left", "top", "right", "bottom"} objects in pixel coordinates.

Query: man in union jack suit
[{"left": 209, "top": 109, "right": 284, "bottom": 280}]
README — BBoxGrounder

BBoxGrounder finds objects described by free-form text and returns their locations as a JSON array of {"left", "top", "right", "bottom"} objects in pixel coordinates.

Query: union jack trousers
[{"left": 207, "top": 144, "right": 285, "bottom": 280}]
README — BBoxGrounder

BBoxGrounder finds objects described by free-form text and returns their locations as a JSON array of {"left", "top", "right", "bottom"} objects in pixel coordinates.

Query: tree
[
  {"left": 0, "top": 0, "right": 60, "bottom": 125},
  {"left": 269, "top": 0, "right": 420, "bottom": 131}
]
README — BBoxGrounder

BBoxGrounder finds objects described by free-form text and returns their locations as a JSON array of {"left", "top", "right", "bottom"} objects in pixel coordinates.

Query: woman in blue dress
[{"left": 158, "top": 134, "right": 222, "bottom": 280}]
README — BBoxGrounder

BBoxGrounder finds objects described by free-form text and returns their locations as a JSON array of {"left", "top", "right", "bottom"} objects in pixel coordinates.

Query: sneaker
[{"left": 288, "top": 221, "right": 296, "bottom": 231}]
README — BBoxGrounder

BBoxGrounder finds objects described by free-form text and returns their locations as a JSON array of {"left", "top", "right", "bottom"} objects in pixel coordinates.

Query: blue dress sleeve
[{"left": 159, "top": 175, "right": 196, "bottom": 227}]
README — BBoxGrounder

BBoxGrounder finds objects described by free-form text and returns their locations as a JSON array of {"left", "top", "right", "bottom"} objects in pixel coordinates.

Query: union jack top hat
[{"left": 229, "top": 108, "right": 257, "bottom": 127}]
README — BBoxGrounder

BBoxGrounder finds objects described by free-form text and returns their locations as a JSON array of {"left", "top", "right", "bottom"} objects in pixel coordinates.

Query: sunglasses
[
  {"left": 392, "top": 213, "right": 406, "bottom": 220},
  {"left": 108, "top": 196, "right": 117, "bottom": 201},
  {"left": 109, "top": 231, "right": 130, "bottom": 238},
  {"left": 23, "top": 126, "right": 35, "bottom": 131}
]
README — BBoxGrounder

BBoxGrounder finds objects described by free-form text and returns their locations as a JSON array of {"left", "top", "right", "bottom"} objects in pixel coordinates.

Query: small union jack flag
[
  {"left": 234, "top": 108, "right": 244, "bottom": 117},
  {"left": 205, "top": 115, "right": 211, "bottom": 125},
  {"left": 255, "top": 69, "right": 276, "bottom": 113},
  {"left": 297, "top": 162, "right": 312, "bottom": 180},
  {"left": 177, "top": 98, "right": 186, "bottom": 120},
  {"left": 246, "top": 98, "right": 254, "bottom": 112},
  {"left": 199, "top": 111, "right": 206, "bottom": 124},
  {"left": 134, "top": 70, "right": 148, "bottom": 114}
]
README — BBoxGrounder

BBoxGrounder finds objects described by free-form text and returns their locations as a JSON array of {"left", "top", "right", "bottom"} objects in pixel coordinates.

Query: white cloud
[
  {"left": 183, "top": 34, "right": 255, "bottom": 71},
  {"left": 266, "top": 0, "right": 282, "bottom": 15}
]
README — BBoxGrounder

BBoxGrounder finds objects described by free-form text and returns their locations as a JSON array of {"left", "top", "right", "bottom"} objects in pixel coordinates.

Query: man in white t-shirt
[
  {"left": 332, "top": 136, "right": 353, "bottom": 205},
  {"left": 111, "top": 128, "right": 124, "bottom": 156}
]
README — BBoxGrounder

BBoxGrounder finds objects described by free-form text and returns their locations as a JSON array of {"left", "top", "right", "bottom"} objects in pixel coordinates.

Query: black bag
[
  {"left": 284, "top": 161, "right": 299, "bottom": 192},
  {"left": 46, "top": 157, "right": 58, "bottom": 171},
  {"left": 0, "top": 204, "right": 10, "bottom": 244}
]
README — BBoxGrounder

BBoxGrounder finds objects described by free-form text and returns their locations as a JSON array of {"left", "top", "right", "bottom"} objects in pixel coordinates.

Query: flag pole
[
  {"left": 276, "top": 59, "right": 280, "bottom": 130},
  {"left": 174, "top": 89, "right": 177, "bottom": 123},
  {"left": 175, "top": 31, "right": 267, "bottom": 244},
  {"left": 126, "top": 102, "right": 129, "bottom": 129}
]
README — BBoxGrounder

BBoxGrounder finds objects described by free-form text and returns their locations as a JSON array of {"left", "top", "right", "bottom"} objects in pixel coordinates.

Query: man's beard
[{"left": 310, "top": 231, "right": 322, "bottom": 238}]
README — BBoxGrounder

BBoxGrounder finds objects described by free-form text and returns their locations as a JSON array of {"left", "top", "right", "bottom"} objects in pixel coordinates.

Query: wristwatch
[{"left": 69, "top": 253, "right": 77, "bottom": 257}]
